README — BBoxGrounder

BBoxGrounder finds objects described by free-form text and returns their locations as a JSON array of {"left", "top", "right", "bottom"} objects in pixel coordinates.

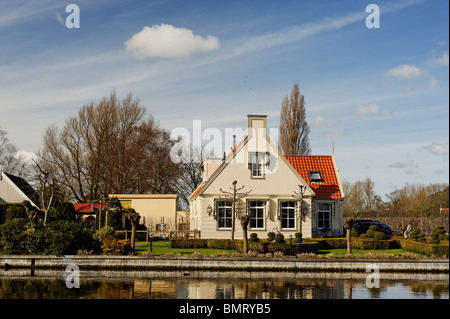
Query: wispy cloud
[
  {"left": 55, "top": 12, "right": 65, "bottom": 27},
  {"left": 423, "top": 141, "right": 449, "bottom": 155},
  {"left": 388, "top": 160, "right": 419, "bottom": 168},
  {"left": 356, "top": 104, "right": 392, "bottom": 117}
]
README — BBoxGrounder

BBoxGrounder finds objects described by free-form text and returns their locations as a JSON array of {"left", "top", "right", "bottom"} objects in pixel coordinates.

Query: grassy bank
[
  {"left": 134, "top": 240, "right": 430, "bottom": 258},
  {"left": 135, "top": 240, "right": 237, "bottom": 256}
]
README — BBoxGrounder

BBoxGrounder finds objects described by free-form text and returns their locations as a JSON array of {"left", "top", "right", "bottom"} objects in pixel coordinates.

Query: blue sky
[{"left": 0, "top": 0, "right": 448, "bottom": 199}]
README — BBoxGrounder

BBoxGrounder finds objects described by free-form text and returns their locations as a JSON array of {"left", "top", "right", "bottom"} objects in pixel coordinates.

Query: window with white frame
[
  {"left": 216, "top": 200, "right": 233, "bottom": 229},
  {"left": 249, "top": 152, "right": 264, "bottom": 178},
  {"left": 280, "top": 200, "right": 296, "bottom": 229},
  {"left": 248, "top": 200, "right": 265, "bottom": 229},
  {"left": 317, "top": 203, "right": 332, "bottom": 229}
]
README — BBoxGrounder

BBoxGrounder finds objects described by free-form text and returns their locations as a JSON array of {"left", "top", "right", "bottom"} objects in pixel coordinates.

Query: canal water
[{"left": 0, "top": 269, "right": 448, "bottom": 299}]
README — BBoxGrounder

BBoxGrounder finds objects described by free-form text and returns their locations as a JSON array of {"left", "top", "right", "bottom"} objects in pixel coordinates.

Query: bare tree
[
  {"left": 32, "top": 153, "right": 59, "bottom": 225},
  {"left": 220, "top": 180, "right": 252, "bottom": 240},
  {"left": 39, "top": 90, "right": 179, "bottom": 202},
  {"left": 279, "top": 83, "right": 311, "bottom": 155},
  {"left": 173, "top": 144, "right": 216, "bottom": 210},
  {"left": 0, "top": 127, "right": 27, "bottom": 176}
]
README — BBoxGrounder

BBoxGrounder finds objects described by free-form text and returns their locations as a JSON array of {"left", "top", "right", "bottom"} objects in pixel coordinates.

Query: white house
[{"left": 189, "top": 115, "right": 345, "bottom": 239}]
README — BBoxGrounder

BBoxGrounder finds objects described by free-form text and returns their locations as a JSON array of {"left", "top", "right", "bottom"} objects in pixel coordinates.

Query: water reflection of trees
[{"left": 0, "top": 277, "right": 448, "bottom": 299}]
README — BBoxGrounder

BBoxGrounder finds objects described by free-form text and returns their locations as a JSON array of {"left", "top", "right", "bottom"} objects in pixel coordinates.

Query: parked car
[{"left": 352, "top": 219, "right": 393, "bottom": 236}]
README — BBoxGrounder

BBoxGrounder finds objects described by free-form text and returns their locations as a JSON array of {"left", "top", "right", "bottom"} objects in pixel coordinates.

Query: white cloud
[
  {"left": 385, "top": 64, "right": 422, "bottom": 80},
  {"left": 356, "top": 104, "right": 391, "bottom": 117},
  {"left": 427, "top": 52, "right": 449, "bottom": 67},
  {"left": 125, "top": 24, "right": 220, "bottom": 59},
  {"left": 423, "top": 141, "right": 449, "bottom": 155}
]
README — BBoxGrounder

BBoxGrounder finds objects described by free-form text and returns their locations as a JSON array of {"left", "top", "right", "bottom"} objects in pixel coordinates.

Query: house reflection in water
[{"left": 136, "top": 279, "right": 345, "bottom": 299}]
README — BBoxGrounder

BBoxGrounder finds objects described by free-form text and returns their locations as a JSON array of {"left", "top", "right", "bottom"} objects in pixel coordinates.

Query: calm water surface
[{"left": 0, "top": 270, "right": 448, "bottom": 299}]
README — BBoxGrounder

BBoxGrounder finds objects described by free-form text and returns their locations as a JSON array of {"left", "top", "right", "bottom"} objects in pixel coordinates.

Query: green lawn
[
  {"left": 134, "top": 241, "right": 237, "bottom": 256},
  {"left": 134, "top": 240, "right": 429, "bottom": 258}
]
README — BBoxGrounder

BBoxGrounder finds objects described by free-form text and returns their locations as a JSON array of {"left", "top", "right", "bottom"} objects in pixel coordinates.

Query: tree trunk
[
  {"left": 127, "top": 209, "right": 141, "bottom": 255},
  {"left": 240, "top": 214, "right": 250, "bottom": 254},
  {"left": 346, "top": 228, "right": 351, "bottom": 255},
  {"left": 131, "top": 224, "right": 136, "bottom": 254},
  {"left": 344, "top": 218, "right": 354, "bottom": 256}
]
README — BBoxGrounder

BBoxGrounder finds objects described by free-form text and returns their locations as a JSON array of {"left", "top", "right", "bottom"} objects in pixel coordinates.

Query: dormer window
[
  {"left": 309, "top": 171, "right": 323, "bottom": 183},
  {"left": 249, "top": 152, "right": 268, "bottom": 178},
  {"left": 251, "top": 158, "right": 263, "bottom": 178}
]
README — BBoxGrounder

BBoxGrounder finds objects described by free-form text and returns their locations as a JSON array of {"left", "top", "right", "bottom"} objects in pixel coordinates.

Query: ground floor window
[
  {"left": 318, "top": 203, "right": 332, "bottom": 229},
  {"left": 216, "top": 200, "right": 233, "bottom": 229},
  {"left": 248, "top": 200, "right": 265, "bottom": 229},
  {"left": 280, "top": 201, "right": 296, "bottom": 229}
]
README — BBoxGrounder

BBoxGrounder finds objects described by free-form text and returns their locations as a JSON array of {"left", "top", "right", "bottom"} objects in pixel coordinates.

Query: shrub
[
  {"left": 267, "top": 232, "right": 275, "bottom": 241},
  {"left": 374, "top": 231, "right": 386, "bottom": 241},
  {"left": 274, "top": 233, "right": 285, "bottom": 243},
  {"left": 0, "top": 218, "right": 30, "bottom": 254},
  {"left": 248, "top": 233, "right": 260, "bottom": 242},
  {"left": 293, "top": 232, "right": 303, "bottom": 243},
  {"left": 5, "top": 205, "right": 27, "bottom": 222},
  {"left": 397, "top": 238, "right": 449, "bottom": 257},
  {"left": 93, "top": 226, "right": 116, "bottom": 242},
  {"left": 169, "top": 238, "right": 208, "bottom": 248},
  {"left": 0, "top": 218, "right": 100, "bottom": 255},
  {"left": 48, "top": 202, "right": 77, "bottom": 223},
  {"left": 430, "top": 231, "right": 440, "bottom": 244},
  {"left": 45, "top": 220, "right": 100, "bottom": 255},
  {"left": 101, "top": 239, "right": 131, "bottom": 255},
  {"left": 207, "top": 239, "right": 236, "bottom": 250},
  {"left": 409, "top": 228, "right": 421, "bottom": 241}
]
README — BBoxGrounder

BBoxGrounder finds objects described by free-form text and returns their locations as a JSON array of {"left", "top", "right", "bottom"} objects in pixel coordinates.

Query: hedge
[
  {"left": 314, "top": 238, "right": 399, "bottom": 250},
  {"left": 169, "top": 238, "right": 208, "bottom": 249},
  {"left": 396, "top": 238, "right": 449, "bottom": 257},
  {"left": 169, "top": 238, "right": 319, "bottom": 255}
]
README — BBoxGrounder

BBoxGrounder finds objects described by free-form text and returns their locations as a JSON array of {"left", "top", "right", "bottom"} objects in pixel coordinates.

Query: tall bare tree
[
  {"left": 0, "top": 127, "right": 28, "bottom": 177},
  {"left": 279, "top": 83, "right": 311, "bottom": 155},
  {"left": 39, "top": 90, "right": 179, "bottom": 202}
]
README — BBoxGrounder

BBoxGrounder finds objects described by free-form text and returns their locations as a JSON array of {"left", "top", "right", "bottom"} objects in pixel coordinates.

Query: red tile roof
[
  {"left": 285, "top": 155, "right": 343, "bottom": 199},
  {"left": 74, "top": 203, "right": 108, "bottom": 213}
]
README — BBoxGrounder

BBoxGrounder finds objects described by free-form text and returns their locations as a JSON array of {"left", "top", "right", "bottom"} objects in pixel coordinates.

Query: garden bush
[
  {"left": 248, "top": 233, "right": 259, "bottom": 242},
  {"left": 293, "top": 232, "right": 303, "bottom": 243},
  {"left": 5, "top": 205, "right": 27, "bottom": 222},
  {"left": 267, "top": 232, "right": 275, "bottom": 242},
  {"left": 235, "top": 240, "right": 268, "bottom": 253},
  {"left": 0, "top": 218, "right": 100, "bottom": 255},
  {"left": 0, "top": 218, "right": 30, "bottom": 254},
  {"left": 169, "top": 238, "right": 208, "bottom": 249},
  {"left": 430, "top": 226, "right": 449, "bottom": 244},
  {"left": 207, "top": 239, "right": 236, "bottom": 250},
  {"left": 397, "top": 238, "right": 449, "bottom": 257},
  {"left": 47, "top": 202, "right": 77, "bottom": 223},
  {"left": 101, "top": 239, "right": 132, "bottom": 255},
  {"left": 274, "top": 233, "right": 285, "bottom": 243}
]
